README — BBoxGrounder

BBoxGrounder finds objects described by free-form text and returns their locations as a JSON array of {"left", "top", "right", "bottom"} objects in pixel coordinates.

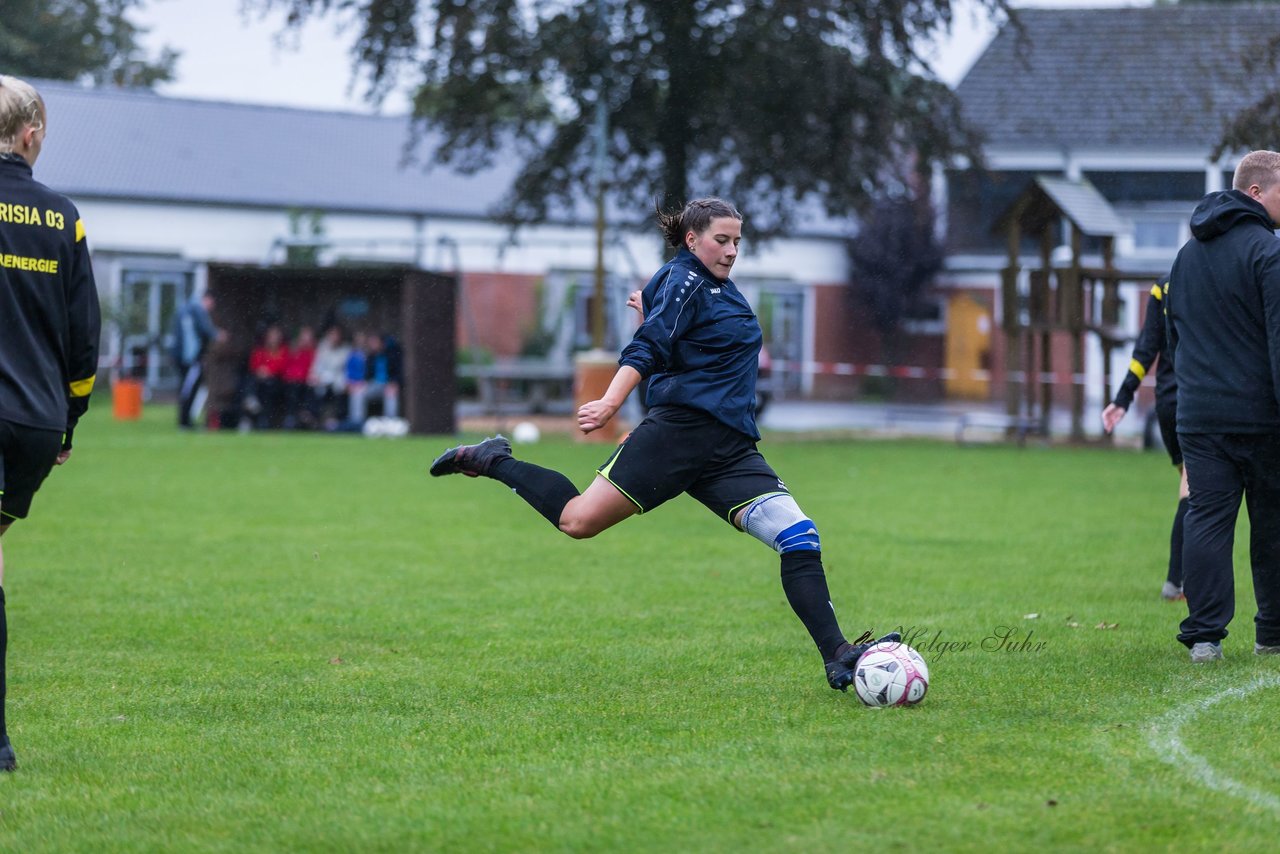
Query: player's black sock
[
  {"left": 1169, "top": 497, "right": 1188, "bottom": 586},
  {"left": 779, "top": 551, "right": 846, "bottom": 661},
  {"left": 1, "top": 586, "right": 8, "bottom": 743},
  {"left": 489, "top": 458, "right": 581, "bottom": 529}
]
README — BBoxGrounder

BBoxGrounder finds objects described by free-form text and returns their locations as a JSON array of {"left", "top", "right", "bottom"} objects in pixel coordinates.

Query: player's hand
[
  {"left": 626, "top": 290, "right": 644, "bottom": 321},
  {"left": 1101, "top": 403, "right": 1127, "bottom": 435},
  {"left": 55, "top": 449, "right": 72, "bottom": 465},
  {"left": 577, "top": 398, "right": 618, "bottom": 434}
]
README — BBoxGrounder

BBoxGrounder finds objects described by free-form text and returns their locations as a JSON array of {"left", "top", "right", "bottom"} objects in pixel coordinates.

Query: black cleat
[
  {"left": 0, "top": 735, "right": 15, "bottom": 772},
  {"left": 825, "top": 631, "right": 903, "bottom": 691},
  {"left": 429, "top": 435, "right": 513, "bottom": 478}
]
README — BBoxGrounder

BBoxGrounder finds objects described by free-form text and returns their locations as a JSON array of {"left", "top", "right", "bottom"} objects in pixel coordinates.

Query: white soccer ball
[
  {"left": 512, "top": 421, "right": 541, "bottom": 444},
  {"left": 383, "top": 417, "right": 410, "bottom": 437},
  {"left": 853, "top": 642, "right": 929, "bottom": 707},
  {"left": 362, "top": 417, "right": 386, "bottom": 437}
]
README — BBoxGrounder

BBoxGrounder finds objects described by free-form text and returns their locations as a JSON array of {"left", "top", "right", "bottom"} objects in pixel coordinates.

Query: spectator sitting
[
  {"left": 282, "top": 326, "right": 316, "bottom": 429},
  {"left": 353, "top": 330, "right": 401, "bottom": 425},
  {"left": 340, "top": 331, "right": 369, "bottom": 429},
  {"left": 246, "top": 324, "right": 289, "bottom": 429},
  {"left": 307, "top": 324, "right": 352, "bottom": 430}
]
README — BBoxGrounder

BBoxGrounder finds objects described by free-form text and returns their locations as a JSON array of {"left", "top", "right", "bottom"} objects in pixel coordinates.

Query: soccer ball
[
  {"left": 512, "top": 421, "right": 541, "bottom": 444},
  {"left": 853, "top": 642, "right": 929, "bottom": 707},
  {"left": 361, "top": 417, "right": 409, "bottom": 438}
]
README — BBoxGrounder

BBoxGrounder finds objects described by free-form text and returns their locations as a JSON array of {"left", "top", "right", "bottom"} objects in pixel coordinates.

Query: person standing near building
[
  {"left": 1166, "top": 150, "right": 1280, "bottom": 663},
  {"left": 1101, "top": 276, "right": 1186, "bottom": 601},
  {"left": 0, "top": 76, "right": 102, "bottom": 770},
  {"left": 171, "top": 291, "right": 219, "bottom": 428}
]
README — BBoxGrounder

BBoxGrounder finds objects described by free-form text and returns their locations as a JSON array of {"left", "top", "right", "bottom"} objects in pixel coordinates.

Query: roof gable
[
  {"left": 994, "top": 176, "right": 1127, "bottom": 238},
  {"left": 956, "top": 5, "right": 1279, "bottom": 150}
]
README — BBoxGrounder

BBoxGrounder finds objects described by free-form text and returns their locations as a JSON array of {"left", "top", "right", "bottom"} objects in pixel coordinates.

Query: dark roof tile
[{"left": 956, "top": 5, "right": 1279, "bottom": 149}]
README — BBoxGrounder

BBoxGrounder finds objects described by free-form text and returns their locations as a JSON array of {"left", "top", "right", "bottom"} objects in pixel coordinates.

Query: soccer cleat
[
  {"left": 825, "top": 631, "right": 902, "bottom": 691},
  {"left": 1189, "top": 641, "right": 1223, "bottom": 663},
  {"left": 429, "top": 436, "right": 513, "bottom": 478},
  {"left": 1161, "top": 581, "right": 1185, "bottom": 602},
  {"left": 0, "top": 736, "right": 15, "bottom": 772},
  {"left": 1255, "top": 643, "right": 1280, "bottom": 655}
]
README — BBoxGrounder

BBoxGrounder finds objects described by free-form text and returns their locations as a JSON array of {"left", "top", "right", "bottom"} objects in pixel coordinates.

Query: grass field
[{"left": 1, "top": 405, "right": 1277, "bottom": 851}]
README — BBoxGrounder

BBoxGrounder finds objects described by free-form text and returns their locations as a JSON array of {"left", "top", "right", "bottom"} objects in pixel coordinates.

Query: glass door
[{"left": 117, "top": 268, "right": 194, "bottom": 392}]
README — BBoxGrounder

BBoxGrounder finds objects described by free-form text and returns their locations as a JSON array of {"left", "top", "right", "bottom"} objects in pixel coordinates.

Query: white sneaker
[
  {"left": 1190, "top": 642, "right": 1223, "bottom": 663},
  {"left": 1254, "top": 643, "right": 1280, "bottom": 655},
  {"left": 1161, "top": 581, "right": 1185, "bottom": 601}
]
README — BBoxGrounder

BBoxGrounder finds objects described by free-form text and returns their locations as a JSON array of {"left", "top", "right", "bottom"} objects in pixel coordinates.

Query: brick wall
[{"left": 456, "top": 272, "right": 542, "bottom": 358}]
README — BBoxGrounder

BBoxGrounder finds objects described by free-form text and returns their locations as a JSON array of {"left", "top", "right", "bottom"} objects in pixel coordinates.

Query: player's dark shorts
[
  {"left": 0, "top": 419, "right": 63, "bottom": 523},
  {"left": 1155, "top": 398, "right": 1182, "bottom": 467},
  {"left": 596, "top": 405, "right": 786, "bottom": 524}
]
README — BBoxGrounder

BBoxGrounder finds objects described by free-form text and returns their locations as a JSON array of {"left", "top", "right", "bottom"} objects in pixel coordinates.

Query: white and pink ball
[{"left": 853, "top": 642, "right": 929, "bottom": 707}]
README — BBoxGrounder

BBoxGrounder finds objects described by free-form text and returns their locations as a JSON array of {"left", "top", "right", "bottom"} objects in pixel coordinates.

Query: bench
[{"left": 458, "top": 359, "right": 575, "bottom": 414}]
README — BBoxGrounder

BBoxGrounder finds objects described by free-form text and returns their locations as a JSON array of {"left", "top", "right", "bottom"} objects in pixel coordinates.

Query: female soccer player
[{"left": 431, "top": 197, "right": 895, "bottom": 691}]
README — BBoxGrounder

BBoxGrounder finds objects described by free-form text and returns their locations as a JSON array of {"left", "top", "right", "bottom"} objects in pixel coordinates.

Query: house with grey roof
[
  {"left": 938, "top": 3, "right": 1277, "bottom": 413},
  {"left": 33, "top": 79, "right": 850, "bottom": 403}
]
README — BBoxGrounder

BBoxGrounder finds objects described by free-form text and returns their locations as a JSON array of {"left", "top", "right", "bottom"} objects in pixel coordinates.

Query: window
[
  {"left": 946, "top": 169, "right": 1062, "bottom": 254},
  {"left": 902, "top": 296, "right": 946, "bottom": 335},
  {"left": 1132, "top": 218, "right": 1183, "bottom": 251},
  {"left": 1083, "top": 171, "right": 1205, "bottom": 204}
]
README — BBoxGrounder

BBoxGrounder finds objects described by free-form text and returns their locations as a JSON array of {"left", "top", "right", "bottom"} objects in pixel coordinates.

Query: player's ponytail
[{"left": 656, "top": 197, "right": 742, "bottom": 248}]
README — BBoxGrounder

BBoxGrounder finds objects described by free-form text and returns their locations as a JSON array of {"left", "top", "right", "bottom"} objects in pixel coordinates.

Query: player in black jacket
[
  {"left": 1166, "top": 150, "right": 1280, "bottom": 663},
  {"left": 1101, "top": 278, "right": 1186, "bottom": 601},
  {"left": 0, "top": 77, "right": 102, "bottom": 769}
]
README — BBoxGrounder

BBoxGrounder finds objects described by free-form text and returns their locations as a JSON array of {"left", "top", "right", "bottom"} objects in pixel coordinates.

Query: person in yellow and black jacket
[
  {"left": 1101, "top": 277, "right": 1187, "bottom": 602},
  {"left": 0, "top": 76, "right": 101, "bottom": 771}
]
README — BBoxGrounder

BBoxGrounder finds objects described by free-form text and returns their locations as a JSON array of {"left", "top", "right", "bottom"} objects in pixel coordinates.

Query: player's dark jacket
[
  {"left": 620, "top": 248, "right": 762, "bottom": 439},
  {"left": 0, "top": 154, "right": 100, "bottom": 447},
  {"left": 1111, "top": 279, "right": 1176, "bottom": 411},
  {"left": 1167, "top": 189, "right": 1280, "bottom": 434}
]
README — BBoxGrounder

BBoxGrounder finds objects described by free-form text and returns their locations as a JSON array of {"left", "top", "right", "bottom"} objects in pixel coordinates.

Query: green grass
[{"left": 2, "top": 406, "right": 1278, "bottom": 850}]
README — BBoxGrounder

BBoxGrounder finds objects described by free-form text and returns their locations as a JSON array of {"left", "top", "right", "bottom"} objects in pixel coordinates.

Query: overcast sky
[{"left": 134, "top": 0, "right": 1152, "bottom": 113}]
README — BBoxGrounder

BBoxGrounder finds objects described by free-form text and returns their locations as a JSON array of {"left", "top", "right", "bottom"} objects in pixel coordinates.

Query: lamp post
[
  {"left": 590, "top": 0, "right": 608, "bottom": 350},
  {"left": 573, "top": 0, "right": 624, "bottom": 442}
]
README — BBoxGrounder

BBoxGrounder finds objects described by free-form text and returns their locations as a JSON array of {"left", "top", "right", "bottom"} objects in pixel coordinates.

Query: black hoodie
[{"left": 1167, "top": 189, "right": 1280, "bottom": 433}]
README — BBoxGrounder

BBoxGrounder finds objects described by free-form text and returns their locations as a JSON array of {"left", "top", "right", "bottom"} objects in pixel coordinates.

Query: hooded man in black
[{"left": 1166, "top": 150, "right": 1280, "bottom": 663}]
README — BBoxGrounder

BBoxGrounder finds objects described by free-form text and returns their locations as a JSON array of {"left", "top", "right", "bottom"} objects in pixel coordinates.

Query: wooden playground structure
[{"left": 996, "top": 176, "right": 1165, "bottom": 441}]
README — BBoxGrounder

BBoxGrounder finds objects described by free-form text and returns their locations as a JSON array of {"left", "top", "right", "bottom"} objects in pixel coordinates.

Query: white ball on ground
[
  {"left": 853, "top": 642, "right": 929, "bottom": 707},
  {"left": 512, "top": 421, "right": 541, "bottom": 444}
]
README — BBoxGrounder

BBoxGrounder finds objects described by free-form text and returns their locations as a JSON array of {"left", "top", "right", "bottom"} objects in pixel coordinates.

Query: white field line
[{"left": 1146, "top": 673, "right": 1280, "bottom": 813}]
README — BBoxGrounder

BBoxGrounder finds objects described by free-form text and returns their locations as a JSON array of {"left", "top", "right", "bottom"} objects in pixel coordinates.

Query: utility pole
[
  {"left": 573, "top": 0, "right": 624, "bottom": 442},
  {"left": 590, "top": 0, "right": 608, "bottom": 350}
]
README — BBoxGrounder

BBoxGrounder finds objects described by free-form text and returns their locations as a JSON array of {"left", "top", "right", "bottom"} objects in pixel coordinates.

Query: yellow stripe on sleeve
[
  {"left": 75, "top": 219, "right": 85, "bottom": 242},
  {"left": 1151, "top": 284, "right": 1163, "bottom": 300},
  {"left": 68, "top": 374, "right": 96, "bottom": 397},
  {"left": 1129, "top": 359, "right": 1147, "bottom": 382}
]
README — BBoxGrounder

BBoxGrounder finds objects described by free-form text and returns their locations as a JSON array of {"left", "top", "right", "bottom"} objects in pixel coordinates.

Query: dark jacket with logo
[
  {"left": 0, "top": 155, "right": 101, "bottom": 447},
  {"left": 1167, "top": 189, "right": 1280, "bottom": 434},
  {"left": 620, "top": 248, "right": 762, "bottom": 439}
]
